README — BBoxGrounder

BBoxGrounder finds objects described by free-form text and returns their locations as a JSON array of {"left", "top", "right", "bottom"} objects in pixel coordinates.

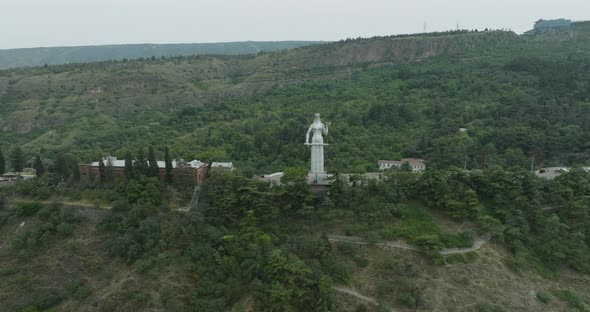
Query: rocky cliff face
[{"left": 288, "top": 31, "right": 519, "bottom": 67}]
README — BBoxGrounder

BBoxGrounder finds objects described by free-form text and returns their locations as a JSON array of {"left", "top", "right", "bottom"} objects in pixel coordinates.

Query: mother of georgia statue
[{"left": 305, "top": 113, "right": 330, "bottom": 175}]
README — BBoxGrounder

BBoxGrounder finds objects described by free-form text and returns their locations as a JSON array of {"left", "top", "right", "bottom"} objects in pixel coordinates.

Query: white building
[
  {"left": 534, "top": 167, "right": 569, "bottom": 180},
  {"left": 378, "top": 158, "right": 426, "bottom": 172},
  {"left": 211, "top": 162, "right": 234, "bottom": 172}
]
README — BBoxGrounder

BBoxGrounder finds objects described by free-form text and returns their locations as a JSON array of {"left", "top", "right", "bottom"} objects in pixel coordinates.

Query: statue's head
[{"left": 314, "top": 113, "right": 320, "bottom": 119}]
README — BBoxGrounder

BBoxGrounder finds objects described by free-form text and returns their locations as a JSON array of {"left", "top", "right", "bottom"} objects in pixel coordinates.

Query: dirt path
[
  {"left": 328, "top": 235, "right": 420, "bottom": 251},
  {"left": 440, "top": 235, "right": 491, "bottom": 255},
  {"left": 328, "top": 234, "right": 491, "bottom": 256},
  {"left": 8, "top": 198, "right": 112, "bottom": 210},
  {"left": 332, "top": 286, "right": 397, "bottom": 312}
]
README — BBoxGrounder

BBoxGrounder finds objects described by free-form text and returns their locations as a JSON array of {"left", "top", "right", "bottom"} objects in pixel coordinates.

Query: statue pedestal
[{"left": 308, "top": 172, "right": 333, "bottom": 185}]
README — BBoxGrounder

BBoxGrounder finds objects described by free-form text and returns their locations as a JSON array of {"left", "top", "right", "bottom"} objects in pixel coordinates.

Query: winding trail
[
  {"left": 331, "top": 286, "right": 397, "bottom": 312},
  {"left": 328, "top": 234, "right": 491, "bottom": 256},
  {"left": 328, "top": 235, "right": 420, "bottom": 251}
]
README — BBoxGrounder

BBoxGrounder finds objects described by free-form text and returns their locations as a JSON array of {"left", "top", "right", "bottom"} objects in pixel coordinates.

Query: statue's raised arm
[{"left": 323, "top": 121, "right": 331, "bottom": 136}]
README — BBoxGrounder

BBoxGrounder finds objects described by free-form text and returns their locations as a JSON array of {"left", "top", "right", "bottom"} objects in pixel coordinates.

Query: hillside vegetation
[
  {"left": 0, "top": 26, "right": 590, "bottom": 312},
  {"left": 1, "top": 166, "right": 589, "bottom": 311},
  {"left": 0, "top": 41, "right": 323, "bottom": 69},
  {"left": 0, "top": 29, "right": 588, "bottom": 173}
]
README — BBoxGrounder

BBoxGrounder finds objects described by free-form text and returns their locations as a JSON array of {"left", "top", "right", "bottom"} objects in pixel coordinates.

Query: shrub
[
  {"left": 446, "top": 252, "right": 479, "bottom": 264},
  {"left": 354, "top": 256, "right": 369, "bottom": 268},
  {"left": 56, "top": 223, "right": 74, "bottom": 236},
  {"left": 414, "top": 234, "right": 444, "bottom": 264},
  {"left": 36, "top": 205, "right": 59, "bottom": 221},
  {"left": 376, "top": 280, "right": 395, "bottom": 300},
  {"left": 440, "top": 231, "right": 472, "bottom": 248},
  {"left": 35, "top": 289, "right": 63, "bottom": 309},
  {"left": 550, "top": 288, "right": 587, "bottom": 310},
  {"left": 11, "top": 235, "right": 26, "bottom": 250},
  {"left": 322, "top": 256, "right": 351, "bottom": 284},
  {"left": 396, "top": 278, "right": 421, "bottom": 308},
  {"left": 14, "top": 202, "right": 43, "bottom": 217},
  {"left": 474, "top": 302, "right": 508, "bottom": 312},
  {"left": 354, "top": 304, "right": 368, "bottom": 312},
  {"left": 74, "top": 285, "right": 92, "bottom": 299},
  {"left": 66, "top": 279, "right": 92, "bottom": 299},
  {"left": 375, "top": 255, "right": 401, "bottom": 272},
  {"left": 61, "top": 208, "right": 80, "bottom": 223},
  {"left": 0, "top": 265, "right": 17, "bottom": 276},
  {"left": 36, "top": 186, "right": 51, "bottom": 200},
  {"left": 335, "top": 241, "right": 358, "bottom": 257},
  {"left": 397, "top": 292, "right": 417, "bottom": 308},
  {"left": 536, "top": 289, "right": 552, "bottom": 304},
  {"left": 364, "top": 231, "right": 381, "bottom": 244}
]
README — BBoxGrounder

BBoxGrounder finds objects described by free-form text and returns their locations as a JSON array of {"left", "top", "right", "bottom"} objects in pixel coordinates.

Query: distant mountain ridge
[{"left": 0, "top": 41, "right": 325, "bottom": 69}]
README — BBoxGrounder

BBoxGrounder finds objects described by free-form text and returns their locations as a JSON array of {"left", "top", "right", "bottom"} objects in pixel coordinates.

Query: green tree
[
  {"left": 135, "top": 148, "right": 149, "bottom": 176},
  {"left": 148, "top": 146, "right": 160, "bottom": 178},
  {"left": 33, "top": 154, "right": 45, "bottom": 176},
  {"left": 0, "top": 148, "right": 5, "bottom": 174},
  {"left": 124, "top": 150, "right": 134, "bottom": 179},
  {"left": 54, "top": 153, "right": 70, "bottom": 180},
  {"left": 400, "top": 161, "right": 412, "bottom": 172},
  {"left": 478, "top": 215, "right": 504, "bottom": 240},
  {"left": 414, "top": 234, "right": 444, "bottom": 264},
  {"left": 164, "top": 146, "right": 173, "bottom": 185},
  {"left": 535, "top": 215, "right": 569, "bottom": 267},
  {"left": 98, "top": 155, "right": 106, "bottom": 183},
  {"left": 10, "top": 147, "right": 25, "bottom": 173},
  {"left": 72, "top": 163, "right": 80, "bottom": 182},
  {"left": 104, "top": 156, "right": 114, "bottom": 183},
  {"left": 280, "top": 168, "right": 313, "bottom": 213}
]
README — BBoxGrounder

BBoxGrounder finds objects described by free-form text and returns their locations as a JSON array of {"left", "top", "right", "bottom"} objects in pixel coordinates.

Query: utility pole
[{"left": 530, "top": 154, "right": 535, "bottom": 172}]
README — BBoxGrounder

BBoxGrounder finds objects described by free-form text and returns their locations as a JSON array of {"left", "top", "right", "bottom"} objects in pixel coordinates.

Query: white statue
[{"left": 305, "top": 113, "right": 330, "bottom": 175}]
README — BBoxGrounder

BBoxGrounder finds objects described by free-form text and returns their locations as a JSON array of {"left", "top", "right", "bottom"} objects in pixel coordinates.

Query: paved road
[{"left": 328, "top": 234, "right": 491, "bottom": 256}]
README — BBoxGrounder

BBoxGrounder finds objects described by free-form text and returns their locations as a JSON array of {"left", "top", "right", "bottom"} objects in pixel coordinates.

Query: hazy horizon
[{"left": 2, "top": 0, "right": 589, "bottom": 50}]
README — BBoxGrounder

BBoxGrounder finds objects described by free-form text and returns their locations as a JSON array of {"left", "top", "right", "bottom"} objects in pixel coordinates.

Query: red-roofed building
[{"left": 79, "top": 156, "right": 208, "bottom": 185}]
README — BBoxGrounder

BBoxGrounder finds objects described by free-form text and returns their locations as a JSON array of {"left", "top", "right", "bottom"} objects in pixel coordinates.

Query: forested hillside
[
  {"left": 0, "top": 41, "right": 323, "bottom": 69},
  {"left": 1, "top": 26, "right": 590, "bottom": 312},
  {"left": 0, "top": 28, "right": 588, "bottom": 172}
]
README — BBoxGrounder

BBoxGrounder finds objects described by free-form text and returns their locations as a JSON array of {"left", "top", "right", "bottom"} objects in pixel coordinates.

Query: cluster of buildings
[
  {"left": 523, "top": 18, "right": 572, "bottom": 36},
  {"left": 78, "top": 157, "right": 234, "bottom": 185}
]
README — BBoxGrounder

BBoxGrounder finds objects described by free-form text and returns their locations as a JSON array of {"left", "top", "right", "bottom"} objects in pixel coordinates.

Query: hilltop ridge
[{"left": 0, "top": 41, "right": 325, "bottom": 70}]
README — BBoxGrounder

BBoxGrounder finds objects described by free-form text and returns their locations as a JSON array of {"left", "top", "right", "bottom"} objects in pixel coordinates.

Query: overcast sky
[{"left": 1, "top": 0, "right": 589, "bottom": 49}]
